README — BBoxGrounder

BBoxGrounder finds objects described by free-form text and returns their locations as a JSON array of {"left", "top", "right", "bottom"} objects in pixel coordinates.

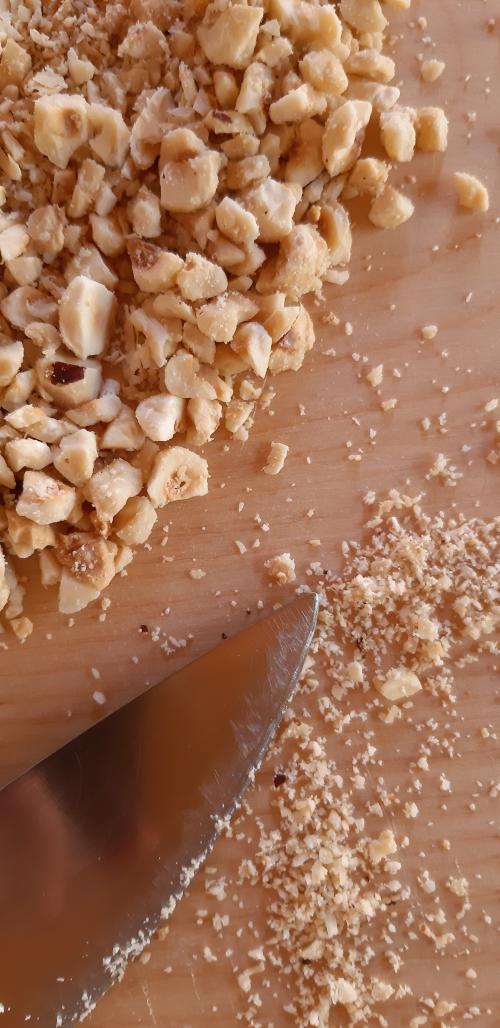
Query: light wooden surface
[{"left": 2, "top": 4, "right": 500, "bottom": 1025}]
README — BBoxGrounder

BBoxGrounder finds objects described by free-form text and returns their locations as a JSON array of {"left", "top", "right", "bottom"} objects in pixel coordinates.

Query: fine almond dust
[
  {"left": 207, "top": 493, "right": 498, "bottom": 1027},
  {"left": 0, "top": 0, "right": 453, "bottom": 632}
]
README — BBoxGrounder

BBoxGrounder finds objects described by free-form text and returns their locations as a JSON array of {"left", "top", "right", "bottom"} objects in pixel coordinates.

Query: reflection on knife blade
[{"left": 0, "top": 593, "right": 318, "bottom": 1026}]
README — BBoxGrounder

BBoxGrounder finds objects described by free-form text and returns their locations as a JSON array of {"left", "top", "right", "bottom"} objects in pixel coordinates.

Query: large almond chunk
[
  {"left": 136, "top": 394, "right": 185, "bottom": 442},
  {"left": 58, "top": 572, "right": 100, "bottom": 615},
  {"left": 340, "top": 0, "right": 387, "bottom": 33},
  {"left": 52, "top": 428, "right": 98, "bottom": 485},
  {"left": 128, "top": 239, "right": 184, "bottom": 292},
  {"left": 177, "top": 253, "right": 228, "bottom": 302},
  {"left": 186, "top": 397, "right": 222, "bottom": 447},
  {"left": 245, "top": 179, "right": 299, "bottom": 243},
  {"left": 198, "top": 4, "right": 263, "bottom": 69},
  {"left": 0, "top": 38, "right": 31, "bottom": 89},
  {"left": 16, "top": 471, "right": 76, "bottom": 525},
  {"left": 59, "top": 275, "right": 115, "bottom": 358},
  {"left": 5, "top": 510, "right": 55, "bottom": 559},
  {"left": 5, "top": 438, "right": 51, "bottom": 473},
  {"left": 55, "top": 532, "right": 116, "bottom": 590},
  {"left": 147, "top": 446, "right": 208, "bottom": 507},
  {"left": 85, "top": 459, "right": 142, "bottom": 521},
  {"left": 34, "top": 94, "right": 90, "bottom": 169},
  {"left": 0, "top": 338, "right": 23, "bottom": 388},
  {"left": 113, "top": 496, "right": 157, "bottom": 545},
  {"left": 322, "top": 100, "right": 372, "bottom": 177},
  {"left": 159, "top": 129, "right": 221, "bottom": 214},
  {"left": 231, "top": 322, "right": 272, "bottom": 378},
  {"left": 100, "top": 406, "right": 145, "bottom": 451},
  {"left": 89, "top": 104, "right": 130, "bottom": 167}
]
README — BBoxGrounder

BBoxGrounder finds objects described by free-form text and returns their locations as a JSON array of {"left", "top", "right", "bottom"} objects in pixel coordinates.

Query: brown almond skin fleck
[
  {"left": 127, "top": 238, "right": 158, "bottom": 271},
  {"left": 50, "top": 361, "right": 86, "bottom": 385},
  {"left": 64, "top": 110, "right": 84, "bottom": 136}
]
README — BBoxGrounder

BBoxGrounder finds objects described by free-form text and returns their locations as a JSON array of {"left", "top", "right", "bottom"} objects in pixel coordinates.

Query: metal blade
[{"left": 0, "top": 593, "right": 318, "bottom": 1027}]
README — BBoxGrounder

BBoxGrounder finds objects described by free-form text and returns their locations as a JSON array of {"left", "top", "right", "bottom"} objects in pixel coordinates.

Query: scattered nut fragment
[
  {"left": 454, "top": 172, "right": 490, "bottom": 212},
  {"left": 265, "top": 552, "right": 296, "bottom": 585},
  {"left": 375, "top": 666, "right": 422, "bottom": 702},
  {"left": 416, "top": 107, "right": 449, "bottom": 153},
  {"left": 380, "top": 107, "right": 416, "bottom": 162},
  {"left": 348, "top": 157, "right": 389, "bottom": 197},
  {"left": 268, "top": 305, "right": 314, "bottom": 374},
  {"left": 369, "top": 829, "right": 397, "bottom": 865},
  {"left": 263, "top": 441, "right": 289, "bottom": 476},
  {"left": 369, "top": 185, "right": 415, "bottom": 229},
  {"left": 420, "top": 59, "right": 445, "bottom": 83},
  {"left": 421, "top": 324, "right": 438, "bottom": 341},
  {"left": 9, "top": 616, "right": 33, "bottom": 643},
  {"left": 366, "top": 364, "right": 383, "bottom": 388}
]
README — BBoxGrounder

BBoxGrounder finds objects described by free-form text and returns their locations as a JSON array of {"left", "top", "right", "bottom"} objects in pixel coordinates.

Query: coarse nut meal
[{"left": 0, "top": 0, "right": 483, "bottom": 635}]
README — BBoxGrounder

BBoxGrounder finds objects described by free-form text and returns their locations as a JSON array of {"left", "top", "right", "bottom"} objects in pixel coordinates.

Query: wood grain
[{"left": 2, "top": 3, "right": 499, "bottom": 1025}]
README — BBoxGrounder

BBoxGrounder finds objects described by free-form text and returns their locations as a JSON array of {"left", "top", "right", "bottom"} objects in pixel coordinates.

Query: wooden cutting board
[{"left": 1, "top": 4, "right": 499, "bottom": 1025}]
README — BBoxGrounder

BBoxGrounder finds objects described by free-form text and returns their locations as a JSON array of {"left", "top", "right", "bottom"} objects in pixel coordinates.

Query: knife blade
[{"left": 0, "top": 592, "right": 318, "bottom": 1026}]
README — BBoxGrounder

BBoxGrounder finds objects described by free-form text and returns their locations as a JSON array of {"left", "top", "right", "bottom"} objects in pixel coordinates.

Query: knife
[{"left": 0, "top": 592, "right": 318, "bottom": 1026}]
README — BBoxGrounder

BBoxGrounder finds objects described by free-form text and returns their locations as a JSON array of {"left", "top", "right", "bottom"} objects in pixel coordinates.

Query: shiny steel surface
[{"left": 0, "top": 593, "right": 318, "bottom": 1027}]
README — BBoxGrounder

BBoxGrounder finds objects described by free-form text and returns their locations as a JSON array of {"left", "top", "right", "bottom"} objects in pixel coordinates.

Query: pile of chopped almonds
[
  {"left": 0, "top": 0, "right": 454, "bottom": 631},
  {"left": 207, "top": 492, "right": 498, "bottom": 1026}
]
